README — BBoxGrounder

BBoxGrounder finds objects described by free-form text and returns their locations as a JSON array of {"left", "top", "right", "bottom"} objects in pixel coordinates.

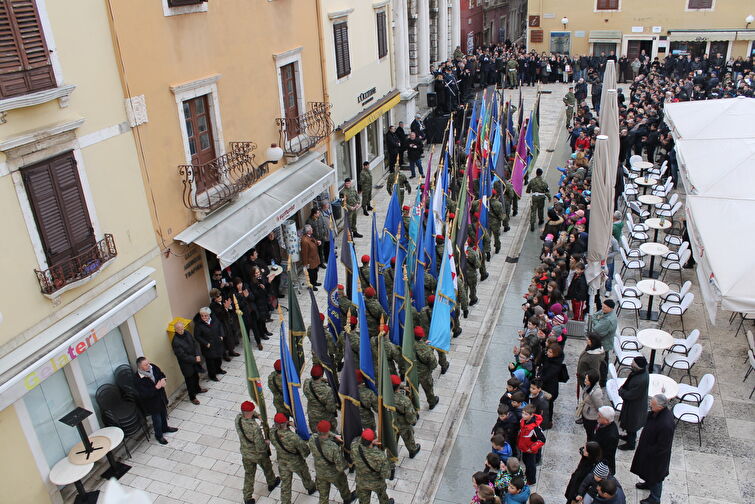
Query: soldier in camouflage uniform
[
  {"left": 236, "top": 401, "right": 280, "bottom": 504},
  {"left": 466, "top": 243, "right": 481, "bottom": 306},
  {"left": 526, "top": 168, "right": 550, "bottom": 232},
  {"left": 386, "top": 172, "right": 412, "bottom": 207},
  {"left": 391, "top": 375, "right": 421, "bottom": 458},
  {"left": 308, "top": 313, "right": 338, "bottom": 367},
  {"left": 401, "top": 205, "right": 411, "bottom": 236},
  {"left": 359, "top": 255, "right": 371, "bottom": 289},
  {"left": 503, "top": 178, "right": 518, "bottom": 231},
  {"left": 413, "top": 327, "right": 440, "bottom": 409},
  {"left": 355, "top": 371, "right": 377, "bottom": 430},
  {"left": 435, "top": 234, "right": 445, "bottom": 268},
  {"left": 358, "top": 161, "right": 372, "bottom": 216},
  {"left": 270, "top": 413, "right": 316, "bottom": 502},
  {"left": 337, "top": 285, "right": 357, "bottom": 322},
  {"left": 473, "top": 217, "right": 490, "bottom": 281},
  {"left": 351, "top": 429, "right": 394, "bottom": 504},
  {"left": 371, "top": 328, "right": 401, "bottom": 378},
  {"left": 342, "top": 178, "right": 362, "bottom": 238},
  {"left": 489, "top": 189, "right": 505, "bottom": 253},
  {"left": 268, "top": 360, "right": 286, "bottom": 414},
  {"left": 457, "top": 270, "right": 469, "bottom": 318},
  {"left": 424, "top": 270, "right": 437, "bottom": 299},
  {"left": 419, "top": 297, "right": 450, "bottom": 374},
  {"left": 382, "top": 258, "right": 395, "bottom": 298},
  {"left": 363, "top": 287, "right": 387, "bottom": 339},
  {"left": 342, "top": 315, "right": 360, "bottom": 364},
  {"left": 303, "top": 365, "right": 337, "bottom": 434},
  {"left": 308, "top": 420, "right": 355, "bottom": 504}
]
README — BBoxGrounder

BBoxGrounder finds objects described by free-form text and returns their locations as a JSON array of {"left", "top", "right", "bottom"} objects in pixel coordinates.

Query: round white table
[
  {"left": 635, "top": 176, "right": 658, "bottom": 195},
  {"left": 649, "top": 373, "right": 679, "bottom": 399},
  {"left": 638, "top": 194, "right": 663, "bottom": 206},
  {"left": 636, "top": 279, "right": 670, "bottom": 322},
  {"left": 91, "top": 426, "right": 131, "bottom": 480},
  {"left": 633, "top": 161, "right": 654, "bottom": 175},
  {"left": 645, "top": 217, "right": 671, "bottom": 242},
  {"left": 639, "top": 242, "right": 669, "bottom": 278},
  {"left": 49, "top": 457, "right": 99, "bottom": 504},
  {"left": 638, "top": 328, "right": 673, "bottom": 371}
]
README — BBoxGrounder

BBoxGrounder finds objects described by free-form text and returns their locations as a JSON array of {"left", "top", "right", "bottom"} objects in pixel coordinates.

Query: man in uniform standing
[
  {"left": 489, "top": 189, "right": 504, "bottom": 253},
  {"left": 268, "top": 359, "right": 285, "bottom": 414},
  {"left": 359, "top": 161, "right": 372, "bottom": 216},
  {"left": 351, "top": 429, "right": 394, "bottom": 504},
  {"left": 386, "top": 171, "right": 412, "bottom": 207},
  {"left": 236, "top": 401, "right": 280, "bottom": 504},
  {"left": 343, "top": 178, "right": 363, "bottom": 238},
  {"left": 270, "top": 413, "right": 316, "bottom": 502},
  {"left": 526, "top": 168, "right": 550, "bottom": 232},
  {"left": 506, "top": 56, "right": 519, "bottom": 88},
  {"left": 563, "top": 86, "right": 577, "bottom": 128},
  {"left": 465, "top": 243, "right": 481, "bottom": 306},
  {"left": 503, "top": 178, "right": 518, "bottom": 230},
  {"left": 392, "top": 375, "right": 421, "bottom": 458},
  {"left": 414, "top": 327, "right": 440, "bottom": 409},
  {"left": 303, "top": 364, "right": 338, "bottom": 433},
  {"left": 308, "top": 420, "right": 356, "bottom": 504}
]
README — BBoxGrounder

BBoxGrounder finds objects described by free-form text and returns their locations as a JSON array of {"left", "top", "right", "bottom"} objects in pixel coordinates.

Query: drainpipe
[{"left": 315, "top": 0, "right": 333, "bottom": 167}]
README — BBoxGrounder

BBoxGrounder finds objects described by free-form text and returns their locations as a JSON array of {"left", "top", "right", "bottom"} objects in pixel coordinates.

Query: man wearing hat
[
  {"left": 503, "top": 177, "right": 518, "bottom": 224},
  {"left": 526, "top": 168, "right": 550, "bottom": 232},
  {"left": 268, "top": 359, "right": 286, "bottom": 414},
  {"left": 342, "top": 315, "right": 361, "bottom": 364},
  {"left": 308, "top": 313, "right": 338, "bottom": 367},
  {"left": 236, "top": 401, "right": 280, "bottom": 504},
  {"left": 386, "top": 170, "right": 411, "bottom": 207},
  {"left": 575, "top": 462, "right": 614, "bottom": 504},
  {"left": 414, "top": 327, "right": 440, "bottom": 409},
  {"left": 303, "top": 364, "right": 338, "bottom": 433},
  {"left": 383, "top": 257, "right": 396, "bottom": 297},
  {"left": 617, "top": 356, "right": 649, "bottom": 451},
  {"left": 364, "top": 287, "right": 387, "bottom": 339},
  {"left": 563, "top": 86, "right": 577, "bottom": 128},
  {"left": 594, "top": 406, "right": 620, "bottom": 474},
  {"left": 401, "top": 205, "right": 411, "bottom": 235},
  {"left": 392, "top": 375, "right": 421, "bottom": 458},
  {"left": 308, "top": 420, "right": 356, "bottom": 504},
  {"left": 592, "top": 299, "right": 618, "bottom": 374},
  {"left": 371, "top": 325, "right": 401, "bottom": 378},
  {"left": 359, "top": 255, "right": 372, "bottom": 290},
  {"left": 270, "top": 413, "right": 316, "bottom": 502},
  {"left": 351, "top": 429, "right": 394, "bottom": 504},
  {"left": 359, "top": 161, "right": 373, "bottom": 216},
  {"left": 342, "top": 178, "right": 363, "bottom": 238},
  {"left": 489, "top": 189, "right": 505, "bottom": 253}
]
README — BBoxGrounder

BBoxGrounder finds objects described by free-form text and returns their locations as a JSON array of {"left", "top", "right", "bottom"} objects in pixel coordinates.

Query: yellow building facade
[
  {"left": 526, "top": 0, "right": 755, "bottom": 60},
  {"left": 0, "top": 0, "right": 173, "bottom": 502}
]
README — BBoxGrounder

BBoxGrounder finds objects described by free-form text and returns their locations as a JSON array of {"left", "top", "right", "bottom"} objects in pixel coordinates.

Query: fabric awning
[
  {"left": 341, "top": 89, "right": 400, "bottom": 141},
  {"left": 175, "top": 151, "right": 335, "bottom": 268},
  {"left": 676, "top": 138, "right": 755, "bottom": 200},
  {"left": 588, "top": 30, "right": 622, "bottom": 43},
  {"left": 668, "top": 30, "right": 737, "bottom": 41},
  {"left": 663, "top": 97, "right": 755, "bottom": 141}
]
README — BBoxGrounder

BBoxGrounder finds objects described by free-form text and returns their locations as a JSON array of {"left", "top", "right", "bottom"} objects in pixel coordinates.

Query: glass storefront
[
  {"left": 337, "top": 139, "right": 352, "bottom": 185},
  {"left": 366, "top": 121, "right": 379, "bottom": 162},
  {"left": 77, "top": 327, "right": 130, "bottom": 422}
]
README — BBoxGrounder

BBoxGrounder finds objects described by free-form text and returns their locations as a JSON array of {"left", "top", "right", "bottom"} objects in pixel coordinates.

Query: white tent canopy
[
  {"left": 675, "top": 138, "right": 755, "bottom": 200},
  {"left": 664, "top": 97, "right": 755, "bottom": 141},
  {"left": 686, "top": 196, "right": 755, "bottom": 321}
]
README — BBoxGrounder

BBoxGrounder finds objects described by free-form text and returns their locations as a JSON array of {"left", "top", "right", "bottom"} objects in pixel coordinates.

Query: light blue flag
[
  {"left": 356, "top": 290, "right": 377, "bottom": 391},
  {"left": 279, "top": 323, "right": 310, "bottom": 440},
  {"left": 324, "top": 230, "right": 341, "bottom": 343},
  {"left": 371, "top": 213, "right": 389, "bottom": 312},
  {"left": 412, "top": 237, "right": 425, "bottom": 312},
  {"left": 406, "top": 189, "right": 423, "bottom": 279},
  {"left": 427, "top": 238, "right": 456, "bottom": 353}
]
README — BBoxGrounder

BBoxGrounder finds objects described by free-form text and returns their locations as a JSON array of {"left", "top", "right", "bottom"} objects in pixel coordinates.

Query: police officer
[
  {"left": 308, "top": 420, "right": 355, "bottom": 504},
  {"left": 303, "top": 364, "right": 337, "bottom": 433},
  {"left": 526, "top": 168, "right": 550, "bottom": 232},
  {"left": 270, "top": 413, "right": 316, "bottom": 503},
  {"left": 351, "top": 429, "right": 394, "bottom": 504},
  {"left": 342, "top": 178, "right": 362, "bottom": 238},
  {"left": 236, "top": 401, "right": 280, "bottom": 504},
  {"left": 391, "top": 375, "right": 421, "bottom": 458},
  {"left": 414, "top": 327, "right": 440, "bottom": 409},
  {"left": 359, "top": 161, "right": 372, "bottom": 216}
]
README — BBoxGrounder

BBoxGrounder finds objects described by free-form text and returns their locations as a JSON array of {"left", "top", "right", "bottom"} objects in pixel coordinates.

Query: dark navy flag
[
  {"left": 279, "top": 323, "right": 310, "bottom": 440},
  {"left": 338, "top": 334, "right": 362, "bottom": 453},
  {"left": 324, "top": 230, "right": 341, "bottom": 343},
  {"left": 308, "top": 288, "right": 339, "bottom": 402}
]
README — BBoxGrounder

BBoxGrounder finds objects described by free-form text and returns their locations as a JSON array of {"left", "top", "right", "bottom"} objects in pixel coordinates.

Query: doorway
[{"left": 626, "top": 40, "right": 653, "bottom": 60}]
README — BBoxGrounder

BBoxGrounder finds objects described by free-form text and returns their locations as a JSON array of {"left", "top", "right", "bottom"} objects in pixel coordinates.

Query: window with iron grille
[
  {"left": 687, "top": 0, "right": 713, "bottom": 9},
  {"left": 596, "top": 0, "right": 619, "bottom": 10},
  {"left": 376, "top": 11, "right": 387, "bottom": 59},
  {"left": 168, "top": 0, "right": 206, "bottom": 7},
  {"left": 0, "top": 0, "right": 56, "bottom": 99},
  {"left": 334, "top": 22, "right": 351, "bottom": 78}
]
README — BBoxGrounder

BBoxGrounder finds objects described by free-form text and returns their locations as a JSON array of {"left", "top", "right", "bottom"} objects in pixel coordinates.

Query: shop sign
[{"left": 358, "top": 87, "right": 377, "bottom": 106}]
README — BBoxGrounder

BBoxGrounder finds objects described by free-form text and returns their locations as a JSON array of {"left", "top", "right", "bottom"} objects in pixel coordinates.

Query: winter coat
[
  {"left": 565, "top": 456, "right": 596, "bottom": 502},
  {"left": 538, "top": 352, "right": 563, "bottom": 399},
  {"left": 516, "top": 414, "right": 544, "bottom": 454},
  {"left": 618, "top": 367, "right": 649, "bottom": 432},
  {"left": 577, "top": 348, "right": 605, "bottom": 384},
  {"left": 193, "top": 316, "right": 225, "bottom": 359},
  {"left": 300, "top": 234, "right": 320, "bottom": 270},
  {"left": 171, "top": 330, "right": 202, "bottom": 377},
  {"left": 630, "top": 407, "right": 675, "bottom": 483},
  {"left": 594, "top": 420, "right": 619, "bottom": 474},
  {"left": 503, "top": 485, "right": 531, "bottom": 504},
  {"left": 135, "top": 363, "right": 168, "bottom": 415},
  {"left": 581, "top": 384, "right": 603, "bottom": 421},
  {"left": 567, "top": 273, "right": 589, "bottom": 301}
]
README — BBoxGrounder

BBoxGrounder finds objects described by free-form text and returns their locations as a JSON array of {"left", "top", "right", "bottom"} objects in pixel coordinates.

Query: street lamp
[
  {"left": 561, "top": 17, "right": 569, "bottom": 30},
  {"left": 746, "top": 14, "right": 754, "bottom": 29},
  {"left": 265, "top": 143, "right": 284, "bottom": 163}
]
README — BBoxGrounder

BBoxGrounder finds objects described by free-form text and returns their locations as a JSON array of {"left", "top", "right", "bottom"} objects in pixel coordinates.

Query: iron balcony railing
[
  {"left": 179, "top": 141, "right": 273, "bottom": 212},
  {"left": 276, "top": 102, "right": 334, "bottom": 158},
  {"left": 35, "top": 234, "right": 117, "bottom": 296}
]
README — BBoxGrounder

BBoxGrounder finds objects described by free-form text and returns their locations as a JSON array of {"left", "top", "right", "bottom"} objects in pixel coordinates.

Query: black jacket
[
  {"left": 631, "top": 408, "right": 675, "bottom": 483},
  {"left": 539, "top": 352, "right": 563, "bottom": 399},
  {"left": 406, "top": 137, "right": 424, "bottom": 162},
  {"left": 594, "top": 421, "right": 620, "bottom": 474},
  {"left": 171, "top": 330, "right": 202, "bottom": 377},
  {"left": 618, "top": 367, "right": 649, "bottom": 432},
  {"left": 135, "top": 364, "right": 168, "bottom": 415},
  {"left": 193, "top": 316, "right": 225, "bottom": 359}
]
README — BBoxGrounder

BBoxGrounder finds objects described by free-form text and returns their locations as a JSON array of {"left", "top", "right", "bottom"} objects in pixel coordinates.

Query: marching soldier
[
  {"left": 383, "top": 258, "right": 395, "bottom": 298},
  {"left": 351, "top": 429, "right": 394, "bottom": 504},
  {"left": 563, "top": 86, "right": 577, "bottom": 128},
  {"left": 337, "top": 284, "right": 357, "bottom": 322},
  {"left": 414, "top": 327, "right": 440, "bottom": 409},
  {"left": 386, "top": 172, "right": 412, "bottom": 207},
  {"left": 363, "top": 287, "right": 387, "bottom": 339},
  {"left": 359, "top": 255, "right": 371, "bottom": 289},
  {"left": 489, "top": 189, "right": 505, "bottom": 253},
  {"left": 466, "top": 242, "right": 481, "bottom": 306},
  {"left": 419, "top": 297, "right": 450, "bottom": 374},
  {"left": 270, "top": 413, "right": 316, "bottom": 503},
  {"left": 303, "top": 364, "right": 338, "bottom": 433},
  {"left": 342, "top": 315, "right": 360, "bottom": 363},
  {"left": 401, "top": 205, "right": 411, "bottom": 236},
  {"left": 355, "top": 371, "right": 378, "bottom": 430},
  {"left": 236, "top": 401, "right": 280, "bottom": 504},
  {"left": 358, "top": 161, "right": 372, "bottom": 216},
  {"left": 503, "top": 178, "right": 517, "bottom": 230},
  {"left": 268, "top": 359, "right": 286, "bottom": 414},
  {"left": 308, "top": 313, "right": 338, "bottom": 367},
  {"left": 342, "top": 178, "right": 363, "bottom": 238},
  {"left": 526, "top": 168, "right": 550, "bottom": 232},
  {"left": 308, "top": 420, "right": 356, "bottom": 504},
  {"left": 392, "top": 375, "right": 421, "bottom": 458},
  {"left": 371, "top": 325, "right": 401, "bottom": 378}
]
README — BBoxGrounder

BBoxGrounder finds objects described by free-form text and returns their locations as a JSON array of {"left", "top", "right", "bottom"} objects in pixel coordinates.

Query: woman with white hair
[{"left": 593, "top": 405, "right": 619, "bottom": 474}]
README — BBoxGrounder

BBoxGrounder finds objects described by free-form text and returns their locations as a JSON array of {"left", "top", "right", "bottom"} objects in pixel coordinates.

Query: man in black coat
[
  {"left": 631, "top": 394, "right": 676, "bottom": 504},
  {"left": 194, "top": 307, "right": 226, "bottom": 381},
  {"left": 171, "top": 321, "right": 206, "bottom": 405},
  {"left": 136, "top": 357, "right": 177, "bottom": 444},
  {"left": 385, "top": 126, "right": 401, "bottom": 173},
  {"left": 617, "top": 356, "right": 649, "bottom": 450},
  {"left": 594, "top": 406, "right": 620, "bottom": 474}
]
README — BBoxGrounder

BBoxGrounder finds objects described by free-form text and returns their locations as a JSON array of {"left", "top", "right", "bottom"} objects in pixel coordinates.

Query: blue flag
[
  {"left": 422, "top": 201, "right": 437, "bottom": 278},
  {"left": 389, "top": 252, "right": 406, "bottom": 346},
  {"left": 412, "top": 243, "right": 425, "bottom": 312},
  {"left": 406, "top": 189, "right": 423, "bottom": 279},
  {"left": 464, "top": 99, "right": 478, "bottom": 155},
  {"left": 350, "top": 242, "right": 359, "bottom": 304},
  {"left": 356, "top": 290, "right": 377, "bottom": 392},
  {"left": 427, "top": 239, "right": 456, "bottom": 353},
  {"left": 379, "top": 188, "right": 401, "bottom": 264},
  {"left": 371, "top": 213, "right": 389, "bottom": 313},
  {"left": 324, "top": 230, "right": 341, "bottom": 343},
  {"left": 279, "top": 323, "right": 310, "bottom": 440}
]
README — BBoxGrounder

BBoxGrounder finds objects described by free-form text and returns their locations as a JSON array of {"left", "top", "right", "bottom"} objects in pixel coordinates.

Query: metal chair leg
[
  {"left": 698, "top": 421, "right": 702, "bottom": 447},
  {"left": 680, "top": 313, "right": 685, "bottom": 333}
]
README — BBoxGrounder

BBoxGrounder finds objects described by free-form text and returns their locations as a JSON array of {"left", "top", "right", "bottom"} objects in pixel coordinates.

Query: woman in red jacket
[{"left": 517, "top": 404, "right": 545, "bottom": 485}]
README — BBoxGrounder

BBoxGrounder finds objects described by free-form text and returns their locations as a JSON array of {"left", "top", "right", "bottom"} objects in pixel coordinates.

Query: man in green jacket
[
  {"left": 236, "top": 401, "right": 280, "bottom": 504},
  {"left": 351, "top": 429, "right": 394, "bottom": 504},
  {"left": 308, "top": 420, "right": 356, "bottom": 504},
  {"left": 270, "top": 413, "right": 316, "bottom": 503}
]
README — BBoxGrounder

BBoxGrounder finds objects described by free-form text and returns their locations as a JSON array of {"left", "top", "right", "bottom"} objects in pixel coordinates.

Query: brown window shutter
[
  {"left": 596, "top": 0, "right": 619, "bottom": 9},
  {"left": 377, "top": 12, "right": 387, "bottom": 59},
  {"left": 0, "top": 0, "right": 55, "bottom": 98},
  {"left": 687, "top": 0, "right": 712, "bottom": 8},
  {"left": 334, "top": 22, "right": 351, "bottom": 78},
  {"left": 168, "top": 0, "right": 207, "bottom": 7},
  {"left": 22, "top": 152, "right": 94, "bottom": 266}
]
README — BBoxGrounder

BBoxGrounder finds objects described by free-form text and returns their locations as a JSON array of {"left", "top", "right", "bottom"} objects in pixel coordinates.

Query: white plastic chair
[
  {"left": 652, "top": 178, "right": 674, "bottom": 198},
  {"left": 663, "top": 241, "right": 689, "bottom": 262},
  {"left": 648, "top": 160, "right": 667, "bottom": 179},
  {"left": 661, "top": 248, "right": 691, "bottom": 285},
  {"left": 745, "top": 330, "right": 755, "bottom": 364},
  {"left": 606, "top": 379, "right": 623, "bottom": 411},
  {"left": 663, "top": 219, "right": 684, "bottom": 248},
  {"left": 629, "top": 155, "right": 643, "bottom": 171},
  {"left": 625, "top": 214, "right": 649, "bottom": 244},
  {"left": 734, "top": 313, "right": 755, "bottom": 338},
  {"left": 619, "top": 248, "right": 645, "bottom": 280},
  {"left": 664, "top": 328, "right": 700, "bottom": 356},
  {"left": 614, "top": 336, "right": 642, "bottom": 372},
  {"left": 621, "top": 235, "right": 646, "bottom": 259},
  {"left": 616, "top": 327, "right": 643, "bottom": 351},
  {"left": 655, "top": 193, "right": 679, "bottom": 213},
  {"left": 657, "top": 201, "right": 682, "bottom": 220},
  {"left": 659, "top": 292, "right": 694, "bottom": 332},
  {"left": 661, "top": 342, "right": 702, "bottom": 384},
  {"left": 613, "top": 286, "right": 642, "bottom": 327},
  {"left": 623, "top": 165, "right": 639, "bottom": 182},
  {"left": 744, "top": 350, "right": 755, "bottom": 399},
  {"left": 629, "top": 201, "right": 651, "bottom": 221},
  {"left": 661, "top": 280, "right": 692, "bottom": 304},
  {"left": 677, "top": 373, "right": 715, "bottom": 405},
  {"left": 673, "top": 394, "right": 714, "bottom": 446},
  {"left": 614, "top": 274, "right": 642, "bottom": 299}
]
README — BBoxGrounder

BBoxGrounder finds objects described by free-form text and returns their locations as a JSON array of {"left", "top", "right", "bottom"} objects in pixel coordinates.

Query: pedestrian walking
[
  {"left": 270, "top": 413, "right": 316, "bottom": 503},
  {"left": 236, "top": 401, "right": 279, "bottom": 504},
  {"left": 617, "top": 356, "right": 649, "bottom": 451}
]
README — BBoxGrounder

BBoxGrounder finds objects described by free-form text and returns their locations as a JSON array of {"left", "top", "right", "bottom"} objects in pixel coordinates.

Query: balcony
[
  {"left": 276, "top": 102, "right": 334, "bottom": 158},
  {"left": 35, "top": 234, "right": 118, "bottom": 296},
  {"left": 179, "top": 141, "right": 273, "bottom": 213}
]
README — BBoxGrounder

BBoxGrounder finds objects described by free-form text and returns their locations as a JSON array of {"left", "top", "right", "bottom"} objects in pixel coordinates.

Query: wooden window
[
  {"left": 334, "top": 22, "right": 351, "bottom": 78},
  {"left": 183, "top": 95, "right": 217, "bottom": 192},
  {"left": 168, "top": 0, "right": 206, "bottom": 7},
  {"left": 0, "top": 0, "right": 55, "bottom": 99},
  {"left": 280, "top": 63, "right": 300, "bottom": 138},
  {"left": 22, "top": 152, "right": 95, "bottom": 268},
  {"left": 596, "top": 0, "right": 619, "bottom": 9},
  {"left": 376, "top": 11, "right": 387, "bottom": 59},
  {"left": 687, "top": 0, "right": 713, "bottom": 8}
]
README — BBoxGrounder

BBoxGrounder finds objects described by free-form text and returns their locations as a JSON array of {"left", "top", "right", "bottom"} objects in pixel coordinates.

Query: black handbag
[{"left": 558, "top": 363, "right": 570, "bottom": 383}]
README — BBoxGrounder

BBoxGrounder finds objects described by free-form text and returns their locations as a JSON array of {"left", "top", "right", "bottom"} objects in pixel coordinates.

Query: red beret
[
  {"left": 317, "top": 420, "right": 331, "bottom": 433},
  {"left": 361, "top": 255, "right": 370, "bottom": 263},
  {"left": 350, "top": 315, "right": 358, "bottom": 326},
  {"left": 390, "top": 257, "right": 396, "bottom": 265},
  {"left": 427, "top": 295, "right": 435, "bottom": 304},
  {"left": 414, "top": 326, "right": 425, "bottom": 339},
  {"left": 458, "top": 169, "right": 465, "bottom": 175},
  {"left": 240, "top": 401, "right": 255, "bottom": 412},
  {"left": 448, "top": 213, "right": 456, "bottom": 219},
  {"left": 311, "top": 364, "right": 324, "bottom": 378},
  {"left": 474, "top": 212, "right": 480, "bottom": 218},
  {"left": 365, "top": 287, "right": 376, "bottom": 298},
  {"left": 402, "top": 205, "right": 410, "bottom": 211},
  {"left": 436, "top": 234, "right": 444, "bottom": 240},
  {"left": 274, "top": 359, "right": 282, "bottom": 372},
  {"left": 337, "top": 284, "right": 345, "bottom": 290},
  {"left": 390, "top": 375, "right": 401, "bottom": 386},
  {"left": 319, "top": 313, "right": 325, "bottom": 321},
  {"left": 274, "top": 413, "right": 288, "bottom": 424},
  {"left": 492, "top": 189, "right": 497, "bottom": 195},
  {"left": 355, "top": 370, "right": 364, "bottom": 383},
  {"left": 380, "top": 324, "right": 389, "bottom": 333},
  {"left": 361, "top": 428, "right": 376, "bottom": 442}
]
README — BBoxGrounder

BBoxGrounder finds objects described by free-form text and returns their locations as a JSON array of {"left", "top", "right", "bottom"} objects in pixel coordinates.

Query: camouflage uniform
[
  {"left": 457, "top": 276, "right": 469, "bottom": 316},
  {"left": 526, "top": 175, "right": 550, "bottom": 231},
  {"left": 424, "top": 271, "right": 437, "bottom": 298},
  {"left": 236, "top": 413, "right": 277, "bottom": 502},
  {"left": 303, "top": 377, "right": 338, "bottom": 433},
  {"left": 350, "top": 438, "right": 392, "bottom": 504},
  {"left": 307, "top": 325, "right": 338, "bottom": 368},
  {"left": 503, "top": 180, "right": 518, "bottom": 228},
  {"left": 466, "top": 247, "right": 481, "bottom": 305},
  {"left": 271, "top": 424, "right": 316, "bottom": 503},
  {"left": 364, "top": 297, "right": 387, "bottom": 339},
  {"left": 342, "top": 327, "right": 360, "bottom": 364},
  {"left": 420, "top": 305, "right": 450, "bottom": 373},
  {"left": 358, "top": 382, "right": 378, "bottom": 431},
  {"left": 382, "top": 265, "right": 394, "bottom": 299},
  {"left": 489, "top": 197, "right": 504, "bottom": 253},
  {"left": 563, "top": 90, "right": 576, "bottom": 127},
  {"left": 338, "top": 294, "right": 358, "bottom": 322},
  {"left": 359, "top": 167, "right": 373, "bottom": 214},
  {"left": 370, "top": 335, "right": 401, "bottom": 378},
  {"left": 268, "top": 370, "right": 286, "bottom": 414},
  {"left": 386, "top": 173, "right": 412, "bottom": 207},
  {"left": 308, "top": 432, "right": 352, "bottom": 503},
  {"left": 415, "top": 338, "right": 439, "bottom": 408},
  {"left": 359, "top": 264, "right": 371, "bottom": 290},
  {"left": 343, "top": 186, "right": 361, "bottom": 235},
  {"left": 394, "top": 388, "right": 420, "bottom": 455}
]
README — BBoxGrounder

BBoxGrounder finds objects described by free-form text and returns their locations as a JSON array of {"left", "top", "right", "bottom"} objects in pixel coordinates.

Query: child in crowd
[
  {"left": 490, "top": 433, "right": 512, "bottom": 464},
  {"left": 504, "top": 476, "right": 531, "bottom": 504},
  {"left": 494, "top": 457, "right": 526, "bottom": 498},
  {"left": 471, "top": 471, "right": 495, "bottom": 503},
  {"left": 492, "top": 404, "right": 520, "bottom": 446},
  {"left": 517, "top": 405, "right": 546, "bottom": 485}
]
